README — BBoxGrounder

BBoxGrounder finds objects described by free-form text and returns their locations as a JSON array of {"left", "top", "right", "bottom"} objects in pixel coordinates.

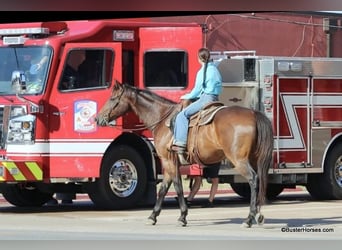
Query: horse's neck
[{"left": 131, "top": 95, "right": 175, "bottom": 129}]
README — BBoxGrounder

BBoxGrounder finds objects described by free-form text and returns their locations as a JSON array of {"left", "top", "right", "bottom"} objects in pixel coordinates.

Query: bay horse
[{"left": 96, "top": 81, "right": 274, "bottom": 228}]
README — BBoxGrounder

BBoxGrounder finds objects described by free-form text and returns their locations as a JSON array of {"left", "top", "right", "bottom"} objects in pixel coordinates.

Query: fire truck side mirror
[{"left": 11, "top": 70, "right": 41, "bottom": 113}]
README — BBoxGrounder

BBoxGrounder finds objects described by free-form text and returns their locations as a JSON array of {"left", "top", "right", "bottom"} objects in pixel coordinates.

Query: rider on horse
[{"left": 171, "top": 47, "right": 222, "bottom": 153}]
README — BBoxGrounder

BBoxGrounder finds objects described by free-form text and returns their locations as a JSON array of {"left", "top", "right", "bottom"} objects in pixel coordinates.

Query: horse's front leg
[
  {"left": 147, "top": 176, "right": 172, "bottom": 225},
  {"left": 173, "top": 172, "right": 188, "bottom": 226}
]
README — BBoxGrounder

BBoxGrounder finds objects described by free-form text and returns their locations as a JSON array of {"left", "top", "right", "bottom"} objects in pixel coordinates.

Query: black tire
[
  {"left": 230, "top": 183, "right": 284, "bottom": 200},
  {"left": 265, "top": 184, "right": 285, "bottom": 200},
  {"left": 230, "top": 183, "right": 251, "bottom": 200},
  {"left": 1, "top": 184, "right": 53, "bottom": 207},
  {"left": 87, "top": 145, "right": 148, "bottom": 210},
  {"left": 306, "top": 143, "right": 342, "bottom": 200}
]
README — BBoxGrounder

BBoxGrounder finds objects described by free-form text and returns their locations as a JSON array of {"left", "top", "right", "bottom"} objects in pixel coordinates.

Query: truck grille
[{"left": 0, "top": 107, "right": 3, "bottom": 149}]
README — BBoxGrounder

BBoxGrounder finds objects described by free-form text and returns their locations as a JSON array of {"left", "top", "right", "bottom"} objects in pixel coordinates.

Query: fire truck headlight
[
  {"left": 21, "top": 121, "right": 32, "bottom": 131},
  {"left": 9, "top": 121, "right": 22, "bottom": 129},
  {"left": 22, "top": 132, "right": 33, "bottom": 141},
  {"left": 11, "top": 106, "right": 26, "bottom": 117},
  {"left": 7, "top": 117, "right": 35, "bottom": 144}
]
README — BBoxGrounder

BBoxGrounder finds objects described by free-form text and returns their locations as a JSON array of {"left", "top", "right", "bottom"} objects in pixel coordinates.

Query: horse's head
[{"left": 96, "top": 81, "right": 130, "bottom": 126}]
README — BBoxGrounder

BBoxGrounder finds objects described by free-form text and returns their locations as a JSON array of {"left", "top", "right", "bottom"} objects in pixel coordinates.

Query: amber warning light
[{"left": 113, "top": 30, "right": 134, "bottom": 41}]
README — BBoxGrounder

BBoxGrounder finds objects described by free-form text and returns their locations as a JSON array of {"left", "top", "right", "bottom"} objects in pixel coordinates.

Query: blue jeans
[{"left": 173, "top": 93, "right": 219, "bottom": 147}]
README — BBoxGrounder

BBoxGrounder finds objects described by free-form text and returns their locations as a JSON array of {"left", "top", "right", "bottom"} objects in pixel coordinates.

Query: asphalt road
[{"left": 0, "top": 189, "right": 341, "bottom": 241}]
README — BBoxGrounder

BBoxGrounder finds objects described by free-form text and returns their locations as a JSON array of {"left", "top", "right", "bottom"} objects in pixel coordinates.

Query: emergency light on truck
[
  {"left": 277, "top": 61, "right": 303, "bottom": 72},
  {"left": 0, "top": 27, "right": 49, "bottom": 45},
  {"left": 3, "top": 36, "right": 26, "bottom": 45}
]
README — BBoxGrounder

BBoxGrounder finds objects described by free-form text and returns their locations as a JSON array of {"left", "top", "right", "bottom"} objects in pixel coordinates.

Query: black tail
[{"left": 254, "top": 111, "right": 274, "bottom": 206}]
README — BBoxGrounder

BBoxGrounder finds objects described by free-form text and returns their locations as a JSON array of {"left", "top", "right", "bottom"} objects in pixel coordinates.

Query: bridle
[{"left": 108, "top": 87, "right": 125, "bottom": 111}]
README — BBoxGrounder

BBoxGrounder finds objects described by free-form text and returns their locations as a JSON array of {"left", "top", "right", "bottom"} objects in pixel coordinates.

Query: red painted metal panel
[{"left": 274, "top": 77, "right": 310, "bottom": 164}]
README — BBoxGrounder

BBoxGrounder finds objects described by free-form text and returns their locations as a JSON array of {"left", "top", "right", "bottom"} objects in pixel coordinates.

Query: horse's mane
[{"left": 123, "top": 83, "right": 177, "bottom": 105}]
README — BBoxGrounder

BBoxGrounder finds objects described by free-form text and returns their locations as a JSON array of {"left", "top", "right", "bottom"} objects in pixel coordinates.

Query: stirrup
[
  {"left": 177, "top": 153, "right": 191, "bottom": 166},
  {"left": 171, "top": 144, "right": 186, "bottom": 153}
]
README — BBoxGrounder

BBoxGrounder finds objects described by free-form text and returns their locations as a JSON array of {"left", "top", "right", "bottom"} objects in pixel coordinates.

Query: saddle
[
  {"left": 166, "top": 101, "right": 225, "bottom": 129},
  {"left": 189, "top": 101, "right": 225, "bottom": 127}
]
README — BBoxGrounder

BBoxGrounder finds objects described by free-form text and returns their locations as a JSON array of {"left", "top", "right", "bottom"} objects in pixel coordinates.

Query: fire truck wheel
[
  {"left": 87, "top": 145, "right": 147, "bottom": 210},
  {"left": 230, "top": 183, "right": 250, "bottom": 200},
  {"left": 1, "top": 184, "right": 53, "bottom": 207},
  {"left": 230, "top": 183, "right": 284, "bottom": 201},
  {"left": 265, "top": 184, "right": 285, "bottom": 200},
  {"left": 307, "top": 144, "right": 342, "bottom": 200}
]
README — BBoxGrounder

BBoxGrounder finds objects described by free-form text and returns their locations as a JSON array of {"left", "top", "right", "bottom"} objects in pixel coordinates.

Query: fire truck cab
[{"left": 0, "top": 20, "right": 203, "bottom": 208}]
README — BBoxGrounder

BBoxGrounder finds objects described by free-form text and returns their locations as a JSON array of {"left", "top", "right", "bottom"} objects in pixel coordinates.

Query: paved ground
[
  {"left": 0, "top": 177, "right": 307, "bottom": 205},
  {"left": 0, "top": 188, "right": 341, "bottom": 241}
]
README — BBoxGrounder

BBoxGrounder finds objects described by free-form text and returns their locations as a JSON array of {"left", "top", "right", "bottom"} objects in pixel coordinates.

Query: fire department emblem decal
[{"left": 74, "top": 100, "right": 97, "bottom": 133}]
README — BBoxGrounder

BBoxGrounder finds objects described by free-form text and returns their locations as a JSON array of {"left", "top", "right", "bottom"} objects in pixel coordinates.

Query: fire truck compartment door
[
  {"left": 275, "top": 77, "right": 311, "bottom": 168},
  {"left": 219, "top": 82, "right": 259, "bottom": 109},
  {"left": 47, "top": 42, "right": 122, "bottom": 178},
  {"left": 311, "top": 77, "right": 342, "bottom": 170},
  {"left": 217, "top": 58, "right": 259, "bottom": 109}
]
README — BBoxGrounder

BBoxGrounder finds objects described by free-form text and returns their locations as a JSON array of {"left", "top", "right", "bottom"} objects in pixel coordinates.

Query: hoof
[
  {"left": 178, "top": 220, "right": 187, "bottom": 227},
  {"left": 241, "top": 221, "right": 252, "bottom": 228},
  {"left": 241, "top": 215, "right": 253, "bottom": 228},
  {"left": 255, "top": 213, "right": 265, "bottom": 225},
  {"left": 146, "top": 216, "right": 157, "bottom": 225},
  {"left": 177, "top": 218, "right": 187, "bottom": 227}
]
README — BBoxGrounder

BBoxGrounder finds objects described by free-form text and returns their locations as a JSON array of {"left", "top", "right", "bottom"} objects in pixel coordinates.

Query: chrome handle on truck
[
  {"left": 52, "top": 112, "right": 65, "bottom": 116},
  {"left": 229, "top": 97, "right": 242, "bottom": 103}
]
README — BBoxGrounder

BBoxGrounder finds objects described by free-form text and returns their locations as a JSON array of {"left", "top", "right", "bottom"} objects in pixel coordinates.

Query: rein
[
  {"left": 108, "top": 86, "right": 177, "bottom": 132},
  {"left": 121, "top": 105, "right": 176, "bottom": 132}
]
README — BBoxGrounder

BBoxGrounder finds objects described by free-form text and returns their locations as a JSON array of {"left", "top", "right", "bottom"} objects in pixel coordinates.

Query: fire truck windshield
[{"left": 0, "top": 46, "right": 52, "bottom": 95}]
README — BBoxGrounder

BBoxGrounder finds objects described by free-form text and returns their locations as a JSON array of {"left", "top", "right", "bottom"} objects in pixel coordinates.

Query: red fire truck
[{"left": 0, "top": 19, "right": 341, "bottom": 209}]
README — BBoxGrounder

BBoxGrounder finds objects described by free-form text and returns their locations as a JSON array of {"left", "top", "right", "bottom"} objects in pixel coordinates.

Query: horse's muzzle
[
  {"left": 95, "top": 116, "right": 116, "bottom": 127},
  {"left": 95, "top": 116, "right": 107, "bottom": 126}
]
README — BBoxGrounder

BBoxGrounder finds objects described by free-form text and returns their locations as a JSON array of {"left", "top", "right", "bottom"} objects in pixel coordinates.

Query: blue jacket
[{"left": 181, "top": 62, "right": 222, "bottom": 100}]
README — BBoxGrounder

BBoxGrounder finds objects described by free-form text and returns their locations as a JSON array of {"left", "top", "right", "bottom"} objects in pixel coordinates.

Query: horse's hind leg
[
  {"left": 147, "top": 175, "right": 172, "bottom": 225},
  {"left": 235, "top": 161, "right": 261, "bottom": 228},
  {"left": 243, "top": 169, "right": 258, "bottom": 228},
  {"left": 172, "top": 171, "right": 188, "bottom": 226}
]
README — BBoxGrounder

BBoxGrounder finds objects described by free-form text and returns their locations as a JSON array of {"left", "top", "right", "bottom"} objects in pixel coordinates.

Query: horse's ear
[{"left": 113, "top": 80, "right": 122, "bottom": 90}]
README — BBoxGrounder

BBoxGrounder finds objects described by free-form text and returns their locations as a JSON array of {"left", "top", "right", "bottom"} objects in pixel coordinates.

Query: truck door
[{"left": 47, "top": 42, "right": 122, "bottom": 178}]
